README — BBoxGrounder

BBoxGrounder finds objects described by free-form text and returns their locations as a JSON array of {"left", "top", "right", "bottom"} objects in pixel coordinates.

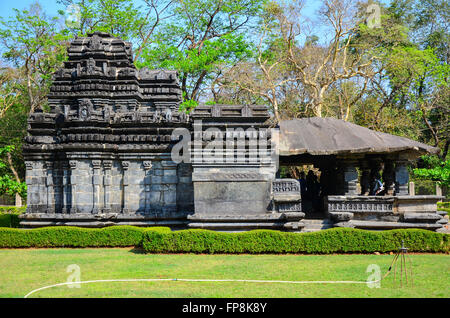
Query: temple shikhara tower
[{"left": 21, "top": 32, "right": 446, "bottom": 232}]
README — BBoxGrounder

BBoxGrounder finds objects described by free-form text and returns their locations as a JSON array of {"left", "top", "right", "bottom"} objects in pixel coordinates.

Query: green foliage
[
  {"left": 0, "top": 214, "right": 21, "bottom": 228},
  {"left": 437, "top": 202, "right": 450, "bottom": 216},
  {"left": 138, "top": 0, "right": 263, "bottom": 102},
  {"left": 58, "top": 0, "right": 146, "bottom": 41},
  {"left": 0, "top": 225, "right": 446, "bottom": 253},
  {"left": 0, "top": 175, "right": 26, "bottom": 199},
  {"left": 0, "top": 226, "right": 171, "bottom": 248},
  {"left": 0, "top": 146, "right": 27, "bottom": 199},
  {"left": 141, "top": 227, "right": 449, "bottom": 254},
  {"left": 0, "top": 4, "right": 69, "bottom": 81},
  {"left": 0, "top": 205, "right": 25, "bottom": 228},
  {"left": 437, "top": 202, "right": 450, "bottom": 209},
  {"left": 413, "top": 155, "right": 450, "bottom": 187}
]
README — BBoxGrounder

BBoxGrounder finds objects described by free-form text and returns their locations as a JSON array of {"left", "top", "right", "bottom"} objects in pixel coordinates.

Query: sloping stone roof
[{"left": 278, "top": 117, "right": 440, "bottom": 156}]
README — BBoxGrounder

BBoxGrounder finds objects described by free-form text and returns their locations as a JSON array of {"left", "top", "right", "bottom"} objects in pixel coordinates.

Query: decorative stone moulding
[{"left": 326, "top": 195, "right": 446, "bottom": 231}]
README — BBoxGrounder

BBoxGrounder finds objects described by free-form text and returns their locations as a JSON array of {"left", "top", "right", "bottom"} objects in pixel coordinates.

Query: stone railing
[
  {"left": 326, "top": 195, "right": 447, "bottom": 232},
  {"left": 272, "top": 179, "right": 302, "bottom": 214},
  {"left": 272, "top": 178, "right": 300, "bottom": 195},
  {"left": 327, "top": 196, "right": 394, "bottom": 214}
]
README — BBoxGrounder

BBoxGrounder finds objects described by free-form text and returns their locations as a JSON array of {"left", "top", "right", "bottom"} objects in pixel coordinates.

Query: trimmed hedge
[
  {"left": 0, "top": 206, "right": 26, "bottom": 214},
  {"left": 0, "top": 206, "right": 26, "bottom": 228},
  {"left": 0, "top": 225, "right": 448, "bottom": 253},
  {"left": 141, "top": 227, "right": 450, "bottom": 254},
  {"left": 437, "top": 202, "right": 450, "bottom": 216},
  {"left": 0, "top": 214, "right": 21, "bottom": 228},
  {"left": 437, "top": 202, "right": 450, "bottom": 209},
  {"left": 0, "top": 226, "right": 170, "bottom": 248}
]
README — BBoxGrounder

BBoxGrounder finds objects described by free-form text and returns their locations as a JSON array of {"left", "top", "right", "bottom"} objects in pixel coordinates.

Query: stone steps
[{"left": 301, "top": 219, "right": 334, "bottom": 232}]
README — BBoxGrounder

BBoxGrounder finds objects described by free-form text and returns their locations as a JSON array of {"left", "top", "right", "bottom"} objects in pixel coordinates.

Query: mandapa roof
[{"left": 277, "top": 117, "right": 440, "bottom": 156}]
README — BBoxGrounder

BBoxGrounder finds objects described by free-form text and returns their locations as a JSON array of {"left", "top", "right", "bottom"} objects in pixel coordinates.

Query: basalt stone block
[{"left": 193, "top": 181, "right": 272, "bottom": 215}]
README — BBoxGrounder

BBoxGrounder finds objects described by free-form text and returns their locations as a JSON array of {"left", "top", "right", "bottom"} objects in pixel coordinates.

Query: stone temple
[{"left": 20, "top": 32, "right": 446, "bottom": 232}]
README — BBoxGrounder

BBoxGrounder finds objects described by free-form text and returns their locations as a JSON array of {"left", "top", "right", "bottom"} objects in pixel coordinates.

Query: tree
[
  {"left": 0, "top": 3, "right": 70, "bottom": 113},
  {"left": 0, "top": 146, "right": 26, "bottom": 206},
  {"left": 0, "top": 3, "right": 70, "bottom": 205},
  {"left": 138, "top": 0, "right": 264, "bottom": 111},
  {"left": 57, "top": 0, "right": 176, "bottom": 62},
  {"left": 413, "top": 155, "right": 450, "bottom": 187},
  {"left": 219, "top": 0, "right": 380, "bottom": 122}
]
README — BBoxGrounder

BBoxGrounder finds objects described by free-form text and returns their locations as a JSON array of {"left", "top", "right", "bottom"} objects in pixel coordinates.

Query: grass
[{"left": 0, "top": 248, "right": 448, "bottom": 298}]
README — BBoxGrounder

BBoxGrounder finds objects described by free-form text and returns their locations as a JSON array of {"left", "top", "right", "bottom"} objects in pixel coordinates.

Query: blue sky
[
  {"left": 0, "top": 0, "right": 391, "bottom": 45},
  {"left": 0, "top": 0, "right": 61, "bottom": 17},
  {"left": 0, "top": 0, "right": 325, "bottom": 22}
]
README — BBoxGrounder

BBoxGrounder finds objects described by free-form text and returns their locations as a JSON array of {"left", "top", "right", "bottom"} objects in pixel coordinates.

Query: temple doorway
[{"left": 278, "top": 164, "right": 326, "bottom": 219}]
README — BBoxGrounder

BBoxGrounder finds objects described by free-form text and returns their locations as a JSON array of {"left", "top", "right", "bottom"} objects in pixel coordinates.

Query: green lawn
[{"left": 0, "top": 248, "right": 448, "bottom": 298}]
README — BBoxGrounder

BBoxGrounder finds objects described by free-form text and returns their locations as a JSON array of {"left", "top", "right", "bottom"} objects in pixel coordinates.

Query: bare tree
[{"left": 217, "top": 0, "right": 379, "bottom": 123}]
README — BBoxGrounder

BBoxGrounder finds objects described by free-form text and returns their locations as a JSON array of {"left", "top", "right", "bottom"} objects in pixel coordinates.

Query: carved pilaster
[
  {"left": 25, "top": 161, "right": 34, "bottom": 213},
  {"left": 61, "top": 162, "right": 70, "bottom": 213},
  {"left": 341, "top": 161, "right": 358, "bottom": 195},
  {"left": 44, "top": 161, "right": 54, "bottom": 213},
  {"left": 143, "top": 161, "right": 152, "bottom": 214},
  {"left": 102, "top": 160, "right": 112, "bottom": 213},
  {"left": 121, "top": 161, "right": 130, "bottom": 213},
  {"left": 92, "top": 160, "right": 102, "bottom": 214},
  {"left": 383, "top": 160, "right": 395, "bottom": 195},
  {"left": 395, "top": 160, "right": 410, "bottom": 195},
  {"left": 359, "top": 161, "right": 371, "bottom": 196},
  {"left": 69, "top": 160, "right": 78, "bottom": 213}
]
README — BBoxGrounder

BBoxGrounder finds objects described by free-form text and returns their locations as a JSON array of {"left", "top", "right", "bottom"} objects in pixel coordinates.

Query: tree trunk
[{"left": 15, "top": 193, "right": 22, "bottom": 207}]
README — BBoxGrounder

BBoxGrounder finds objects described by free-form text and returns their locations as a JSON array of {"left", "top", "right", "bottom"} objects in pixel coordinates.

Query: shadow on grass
[{"left": 128, "top": 247, "right": 147, "bottom": 254}]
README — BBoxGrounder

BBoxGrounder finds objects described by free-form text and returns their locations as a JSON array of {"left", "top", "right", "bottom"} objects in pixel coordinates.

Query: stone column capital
[
  {"left": 143, "top": 161, "right": 152, "bottom": 170},
  {"left": 121, "top": 161, "right": 130, "bottom": 170},
  {"left": 69, "top": 160, "right": 77, "bottom": 170},
  {"left": 103, "top": 160, "right": 113, "bottom": 170},
  {"left": 92, "top": 160, "right": 102, "bottom": 169}
]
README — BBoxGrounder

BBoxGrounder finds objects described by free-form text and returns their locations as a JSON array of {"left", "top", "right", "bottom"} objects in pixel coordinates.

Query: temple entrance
[{"left": 278, "top": 165, "right": 325, "bottom": 219}]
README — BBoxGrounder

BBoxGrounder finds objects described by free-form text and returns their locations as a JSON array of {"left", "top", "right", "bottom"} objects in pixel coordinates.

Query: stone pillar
[
  {"left": 383, "top": 160, "right": 395, "bottom": 195},
  {"left": 121, "top": 161, "right": 130, "bottom": 213},
  {"left": 161, "top": 160, "right": 178, "bottom": 213},
  {"left": 143, "top": 161, "right": 152, "bottom": 214},
  {"left": 359, "top": 161, "right": 371, "bottom": 196},
  {"left": 335, "top": 164, "right": 345, "bottom": 195},
  {"left": 92, "top": 160, "right": 102, "bottom": 214},
  {"left": 369, "top": 161, "right": 382, "bottom": 195},
  {"left": 44, "top": 161, "right": 55, "bottom": 213},
  {"left": 25, "top": 161, "right": 35, "bottom": 213},
  {"left": 102, "top": 160, "right": 112, "bottom": 213},
  {"left": 61, "top": 162, "right": 71, "bottom": 213},
  {"left": 54, "top": 162, "right": 63, "bottom": 213},
  {"left": 342, "top": 161, "right": 358, "bottom": 195},
  {"left": 69, "top": 160, "right": 78, "bottom": 213},
  {"left": 436, "top": 183, "right": 442, "bottom": 198},
  {"left": 409, "top": 181, "right": 415, "bottom": 196},
  {"left": 395, "top": 160, "right": 409, "bottom": 195}
]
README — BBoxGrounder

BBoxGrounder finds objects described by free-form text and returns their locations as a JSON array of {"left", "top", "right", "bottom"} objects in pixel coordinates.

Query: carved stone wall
[{"left": 21, "top": 32, "right": 192, "bottom": 228}]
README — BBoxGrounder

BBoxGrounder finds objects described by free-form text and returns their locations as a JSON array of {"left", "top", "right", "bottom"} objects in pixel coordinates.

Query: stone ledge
[
  {"left": 20, "top": 220, "right": 187, "bottom": 228},
  {"left": 187, "top": 221, "right": 305, "bottom": 230},
  {"left": 402, "top": 213, "right": 442, "bottom": 222},
  {"left": 273, "top": 194, "right": 301, "bottom": 202},
  {"left": 19, "top": 213, "right": 189, "bottom": 220},
  {"left": 336, "top": 220, "right": 443, "bottom": 230},
  {"left": 187, "top": 212, "right": 304, "bottom": 222}
]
